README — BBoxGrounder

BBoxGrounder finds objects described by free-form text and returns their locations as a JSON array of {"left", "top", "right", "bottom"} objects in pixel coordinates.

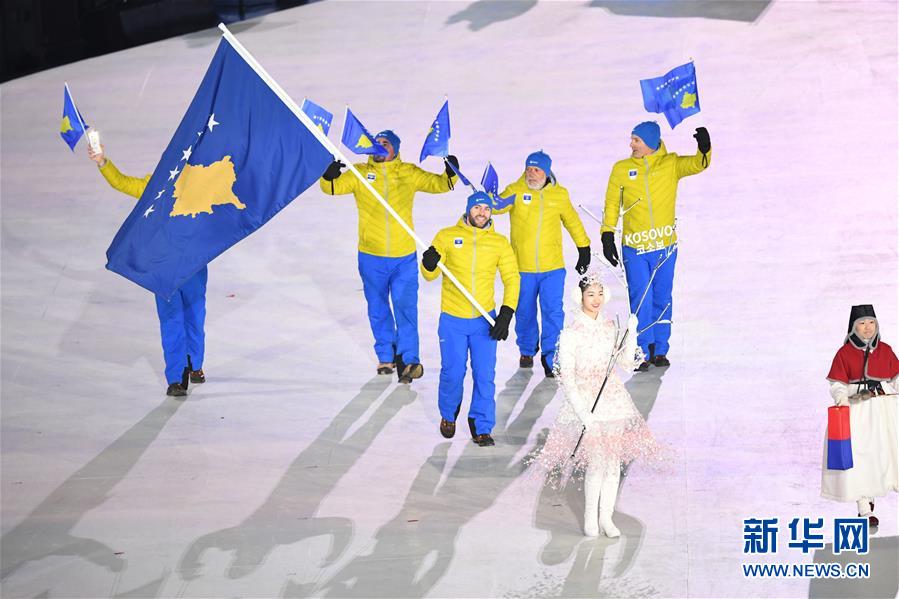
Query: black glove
[
  {"left": 575, "top": 246, "right": 591, "bottom": 274},
  {"left": 422, "top": 246, "right": 441, "bottom": 272},
  {"left": 600, "top": 232, "right": 619, "bottom": 267},
  {"left": 444, "top": 155, "right": 459, "bottom": 177},
  {"left": 322, "top": 159, "right": 345, "bottom": 181},
  {"left": 693, "top": 127, "right": 710, "bottom": 154},
  {"left": 490, "top": 305, "right": 514, "bottom": 341}
]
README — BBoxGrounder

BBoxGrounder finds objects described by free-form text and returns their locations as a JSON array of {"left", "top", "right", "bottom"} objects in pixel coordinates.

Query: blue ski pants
[
  {"left": 437, "top": 311, "right": 497, "bottom": 436},
  {"left": 358, "top": 251, "right": 420, "bottom": 364},
  {"left": 154, "top": 266, "right": 207, "bottom": 384}
]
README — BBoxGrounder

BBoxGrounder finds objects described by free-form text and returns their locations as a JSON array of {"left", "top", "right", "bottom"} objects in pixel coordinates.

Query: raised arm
[{"left": 88, "top": 144, "right": 150, "bottom": 199}]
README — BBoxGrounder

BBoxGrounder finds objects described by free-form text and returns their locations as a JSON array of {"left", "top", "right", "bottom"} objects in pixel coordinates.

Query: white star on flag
[
  {"left": 207, "top": 114, "right": 220, "bottom": 131},
  {"left": 155, "top": 189, "right": 165, "bottom": 200},
  {"left": 168, "top": 166, "right": 181, "bottom": 181},
  {"left": 144, "top": 205, "right": 155, "bottom": 218},
  {"left": 182, "top": 146, "right": 193, "bottom": 161}
]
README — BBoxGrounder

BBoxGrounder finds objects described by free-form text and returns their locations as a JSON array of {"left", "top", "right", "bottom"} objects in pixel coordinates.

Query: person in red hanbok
[{"left": 822, "top": 304, "right": 899, "bottom": 527}]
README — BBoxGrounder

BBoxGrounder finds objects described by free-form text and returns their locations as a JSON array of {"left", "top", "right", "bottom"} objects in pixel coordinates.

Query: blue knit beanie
[
  {"left": 466, "top": 191, "right": 493, "bottom": 212},
  {"left": 375, "top": 130, "right": 401, "bottom": 154},
  {"left": 632, "top": 121, "right": 661, "bottom": 150},
  {"left": 525, "top": 150, "right": 552, "bottom": 175}
]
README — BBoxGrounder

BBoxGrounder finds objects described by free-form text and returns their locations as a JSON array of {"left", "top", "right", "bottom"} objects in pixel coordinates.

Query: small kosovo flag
[
  {"left": 419, "top": 99, "right": 451, "bottom": 162},
  {"left": 340, "top": 108, "right": 388, "bottom": 156},
  {"left": 639, "top": 61, "right": 700, "bottom": 129},
  {"left": 60, "top": 83, "right": 88, "bottom": 151},
  {"left": 301, "top": 98, "right": 333, "bottom": 135}
]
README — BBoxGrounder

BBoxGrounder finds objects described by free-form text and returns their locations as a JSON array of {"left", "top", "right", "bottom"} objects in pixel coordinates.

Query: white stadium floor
[{"left": 1, "top": 1, "right": 897, "bottom": 597}]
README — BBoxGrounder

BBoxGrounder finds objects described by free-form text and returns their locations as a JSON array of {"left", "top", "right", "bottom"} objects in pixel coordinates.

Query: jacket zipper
[
  {"left": 471, "top": 226, "right": 478, "bottom": 318},
  {"left": 642, "top": 157, "right": 655, "bottom": 239},
  {"left": 382, "top": 163, "right": 390, "bottom": 255},
  {"left": 535, "top": 189, "right": 544, "bottom": 272}
]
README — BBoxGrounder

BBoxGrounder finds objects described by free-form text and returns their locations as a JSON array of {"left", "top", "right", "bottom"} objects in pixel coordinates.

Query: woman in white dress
[
  {"left": 821, "top": 304, "right": 899, "bottom": 527},
  {"left": 529, "top": 272, "right": 661, "bottom": 537}
]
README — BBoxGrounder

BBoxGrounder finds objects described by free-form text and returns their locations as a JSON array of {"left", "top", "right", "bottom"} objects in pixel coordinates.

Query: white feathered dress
[{"left": 529, "top": 306, "right": 661, "bottom": 488}]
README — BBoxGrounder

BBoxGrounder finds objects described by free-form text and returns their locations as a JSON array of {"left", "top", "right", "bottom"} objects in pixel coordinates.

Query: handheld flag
[
  {"left": 301, "top": 99, "right": 333, "bottom": 135},
  {"left": 419, "top": 100, "right": 451, "bottom": 162},
  {"left": 341, "top": 108, "right": 388, "bottom": 156},
  {"left": 639, "top": 61, "right": 700, "bottom": 129},
  {"left": 445, "top": 157, "right": 472, "bottom": 187},
  {"left": 60, "top": 83, "right": 88, "bottom": 151},
  {"left": 480, "top": 162, "right": 514, "bottom": 210},
  {"left": 105, "top": 37, "right": 333, "bottom": 299}
]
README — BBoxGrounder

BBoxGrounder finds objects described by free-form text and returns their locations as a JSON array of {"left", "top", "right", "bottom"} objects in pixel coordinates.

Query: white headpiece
[{"left": 569, "top": 270, "right": 612, "bottom": 307}]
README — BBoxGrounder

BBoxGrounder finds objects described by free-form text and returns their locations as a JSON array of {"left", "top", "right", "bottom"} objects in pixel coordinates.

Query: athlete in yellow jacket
[
  {"left": 600, "top": 121, "right": 711, "bottom": 370},
  {"left": 88, "top": 144, "right": 207, "bottom": 397},
  {"left": 420, "top": 192, "right": 520, "bottom": 446},
  {"left": 319, "top": 130, "right": 458, "bottom": 383},
  {"left": 494, "top": 151, "right": 591, "bottom": 376}
]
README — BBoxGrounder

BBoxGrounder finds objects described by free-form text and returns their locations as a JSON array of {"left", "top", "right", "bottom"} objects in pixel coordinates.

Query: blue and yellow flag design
[
  {"left": 340, "top": 108, "right": 388, "bottom": 156},
  {"left": 419, "top": 99, "right": 450, "bottom": 162},
  {"left": 105, "top": 38, "right": 333, "bottom": 299},
  {"left": 301, "top": 98, "right": 333, "bottom": 135},
  {"left": 480, "top": 162, "right": 514, "bottom": 210},
  {"left": 639, "top": 61, "right": 701, "bottom": 129},
  {"left": 60, "top": 83, "right": 88, "bottom": 151}
]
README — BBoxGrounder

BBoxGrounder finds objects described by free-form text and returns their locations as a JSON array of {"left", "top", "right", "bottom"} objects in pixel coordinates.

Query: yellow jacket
[
  {"left": 421, "top": 217, "right": 520, "bottom": 319},
  {"left": 602, "top": 141, "right": 711, "bottom": 252},
  {"left": 495, "top": 175, "right": 590, "bottom": 273},
  {"left": 99, "top": 160, "right": 151, "bottom": 198},
  {"left": 320, "top": 154, "right": 455, "bottom": 258}
]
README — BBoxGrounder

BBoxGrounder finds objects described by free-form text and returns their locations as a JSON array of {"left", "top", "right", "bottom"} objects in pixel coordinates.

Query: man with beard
[
  {"left": 321, "top": 130, "right": 459, "bottom": 383},
  {"left": 494, "top": 151, "right": 591, "bottom": 377},
  {"left": 420, "top": 192, "right": 520, "bottom": 446}
]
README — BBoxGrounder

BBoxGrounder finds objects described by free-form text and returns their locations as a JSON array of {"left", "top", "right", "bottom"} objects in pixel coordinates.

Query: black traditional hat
[{"left": 845, "top": 304, "right": 879, "bottom": 349}]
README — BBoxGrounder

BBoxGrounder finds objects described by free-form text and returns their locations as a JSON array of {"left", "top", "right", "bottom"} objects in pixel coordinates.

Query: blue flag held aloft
[
  {"left": 480, "top": 162, "right": 514, "bottom": 210},
  {"left": 106, "top": 38, "right": 333, "bottom": 299},
  {"left": 60, "top": 83, "right": 88, "bottom": 151},
  {"left": 341, "top": 108, "right": 388, "bottom": 156},
  {"left": 419, "top": 100, "right": 451, "bottom": 162},
  {"left": 639, "top": 61, "right": 701, "bottom": 129},
  {"left": 301, "top": 98, "right": 333, "bottom": 135}
]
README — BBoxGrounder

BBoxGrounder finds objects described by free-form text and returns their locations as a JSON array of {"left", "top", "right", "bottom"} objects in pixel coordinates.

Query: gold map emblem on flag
[
  {"left": 680, "top": 92, "right": 697, "bottom": 109},
  {"left": 356, "top": 134, "right": 373, "bottom": 149},
  {"left": 60, "top": 116, "right": 73, "bottom": 133},
  {"left": 170, "top": 155, "right": 246, "bottom": 218}
]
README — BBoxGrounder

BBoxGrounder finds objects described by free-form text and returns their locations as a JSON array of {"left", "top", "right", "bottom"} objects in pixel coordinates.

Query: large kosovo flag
[
  {"left": 106, "top": 38, "right": 332, "bottom": 299},
  {"left": 639, "top": 61, "right": 700, "bottom": 129}
]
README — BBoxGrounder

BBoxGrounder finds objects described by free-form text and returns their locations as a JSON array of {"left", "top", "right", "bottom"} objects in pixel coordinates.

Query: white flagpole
[{"left": 217, "top": 24, "right": 495, "bottom": 326}]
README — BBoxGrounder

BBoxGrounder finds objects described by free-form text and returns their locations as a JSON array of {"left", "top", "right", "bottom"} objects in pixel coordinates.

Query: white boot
[
  {"left": 583, "top": 469, "right": 601, "bottom": 537},
  {"left": 856, "top": 497, "right": 873, "bottom": 516},
  {"left": 598, "top": 469, "right": 621, "bottom": 538}
]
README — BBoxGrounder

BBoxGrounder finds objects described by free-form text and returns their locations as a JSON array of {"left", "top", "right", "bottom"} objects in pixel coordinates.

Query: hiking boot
[
  {"left": 399, "top": 363, "right": 424, "bottom": 384},
  {"left": 634, "top": 361, "right": 651, "bottom": 372},
  {"left": 189, "top": 369, "right": 206, "bottom": 384},
  {"left": 651, "top": 354, "right": 670, "bottom": 367},
  {"left": 377, "top": 362, "right": 395, "bottom": 375},
  {"left": 473, "top": 434, "right": 495, "bottom": 447},
  {"left": 541, "top": 354, "right": 555, "bottom": 378},
  {"left": 166, "top": 383, "right": 187, "bottom": 397},
  {"left": 519, "top": 355, "right": 534, "bottom": 368},
  {"left": 440, "top": 418, "right": 456, "bottom": 439}
]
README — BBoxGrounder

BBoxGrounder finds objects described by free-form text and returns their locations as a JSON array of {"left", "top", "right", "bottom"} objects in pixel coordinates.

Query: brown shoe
[
  {"left": 440, "top": 418, "right": 456, "bottom": 439},
  {"left": 472, "top": 434, "right": 495, "bottom": 447},
  {"left": 519, "top": 355, "right": 534, "bottom": 368},
  {"left": 189, "top": 369, "right": 205, "bottom": 384},
  {"left": 377, "top": 362, "right": 395, "bottom": 375},
  {"left": 399, "top": 363, "right": 424, "bottom": 384}
]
